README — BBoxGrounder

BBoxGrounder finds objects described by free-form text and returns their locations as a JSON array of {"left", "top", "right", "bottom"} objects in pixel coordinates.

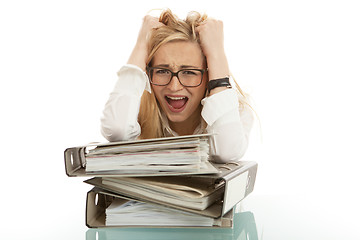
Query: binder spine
[
  {"left": 221, "top": 162, "right": 258, "bottom": 215},
  {"left": 86, "top": 188, "right": 113, "bottom": 228},
  {"left": 245, "top": 163, "right": 258, "bottom": 197},
  {"left": 64, "top": 147, "right": 86, "bottom": 176},
  {"left": 222, "top": 171, "right": 249, "bottom": 215}
]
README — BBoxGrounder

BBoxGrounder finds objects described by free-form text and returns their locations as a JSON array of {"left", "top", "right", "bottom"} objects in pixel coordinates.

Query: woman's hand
[
  {"left": 196, "top": 19, "right": 225, "bottom": 60},
  {"left": 128, "top": 15, "right": 163, "bottom": 71},
  {"left": 136, "top": 15, "right": 163, "bottom": 47},
  {"left": 196, "top": 19, "right": 230, "bottom": 95}
]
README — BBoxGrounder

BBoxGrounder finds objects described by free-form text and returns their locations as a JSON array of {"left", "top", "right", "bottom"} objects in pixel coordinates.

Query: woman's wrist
[
  {"left": 207, "top": 51, "right": 230, "bottom": 80},
  {"left": 127, "top": 41, "right": 148, "bottom": 71},
  {"left": 205, "top": 51, "right": 231, "bottom": 96}
]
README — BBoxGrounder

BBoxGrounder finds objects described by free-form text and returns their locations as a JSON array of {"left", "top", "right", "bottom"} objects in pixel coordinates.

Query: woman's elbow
[
  {"left": 101, "top": 126, "right": 126, "bottom": 142},
  {"left": 211, "top": 135, "right": 249, "bottom": 163},
  {"left": 100, "top": 121, "right": 141, "bottom": 142},
  {"left": 212, "top": 146, "right": 247, "bottom": 163}
]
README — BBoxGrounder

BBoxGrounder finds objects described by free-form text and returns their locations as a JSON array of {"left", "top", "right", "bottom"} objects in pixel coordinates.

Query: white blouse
[{"left": 101, "top": 64, "right": 254, "bottom": 163}]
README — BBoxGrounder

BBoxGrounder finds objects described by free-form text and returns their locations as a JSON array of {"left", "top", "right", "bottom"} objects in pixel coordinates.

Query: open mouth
[{"left": 165, "top": 95, "right": 189, "bottom": 111}]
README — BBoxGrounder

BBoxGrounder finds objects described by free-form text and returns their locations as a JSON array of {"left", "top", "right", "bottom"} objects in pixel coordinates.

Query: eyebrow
[{"left": 154, "top": 64, "right": 202, "bottom": 69}]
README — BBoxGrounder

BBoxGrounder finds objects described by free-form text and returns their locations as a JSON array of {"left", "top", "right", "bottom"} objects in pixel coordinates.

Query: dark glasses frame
[{"left": 146, "top": 66, "right": 208, "bottom": 87}]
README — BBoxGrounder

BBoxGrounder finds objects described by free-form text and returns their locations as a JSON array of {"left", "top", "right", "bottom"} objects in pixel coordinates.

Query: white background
[{"left": 1, "top": 0, "right": 359, "bottom": 239}]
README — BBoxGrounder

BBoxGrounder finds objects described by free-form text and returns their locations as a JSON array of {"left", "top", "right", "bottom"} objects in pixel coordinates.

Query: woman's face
[{"left": 150, "top": 41, "right": 208, "bottom": 127}]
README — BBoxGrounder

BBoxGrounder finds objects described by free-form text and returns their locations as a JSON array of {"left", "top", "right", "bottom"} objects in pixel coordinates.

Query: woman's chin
[{"left": 165, "top": 112, "right": 187, "bottom": 123}]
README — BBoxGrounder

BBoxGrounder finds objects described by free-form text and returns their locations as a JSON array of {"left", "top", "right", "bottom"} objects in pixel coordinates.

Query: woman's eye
[
  {"left": 155, "top": 69, "right": 170, "bottom": 75},
  {"left": 182, "top": 70, "right": 197, "bottom": 75}
]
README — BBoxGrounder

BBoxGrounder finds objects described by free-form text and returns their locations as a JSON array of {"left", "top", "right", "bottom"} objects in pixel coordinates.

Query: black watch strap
[{"left": 207, "top": 77, "right": 232, "bottom": 91}]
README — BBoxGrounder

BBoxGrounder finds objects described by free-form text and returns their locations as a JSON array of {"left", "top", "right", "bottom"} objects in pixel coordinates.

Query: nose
[{"left": 167, "top": 76, "right": 183, "bottom": 91}]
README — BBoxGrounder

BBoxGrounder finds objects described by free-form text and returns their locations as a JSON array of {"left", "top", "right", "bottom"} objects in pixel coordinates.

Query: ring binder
[
  {"left": 86, "top": 188, "right": 235, "bottom": 228},
  {"left": 84, "top": 161, "right": 258, "bottom": 218},
  {"left": 64, "top": 134, "right": 219, "bottom": 177}
]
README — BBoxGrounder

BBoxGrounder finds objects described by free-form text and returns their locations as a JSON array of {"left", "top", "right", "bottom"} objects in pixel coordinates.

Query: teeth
[{"left": 167, "top": 96, "right": 186, "bottom": 100}]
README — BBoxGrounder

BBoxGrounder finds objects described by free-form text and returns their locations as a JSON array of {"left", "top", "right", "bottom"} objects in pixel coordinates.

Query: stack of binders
[{"left": 64, "top": 134, "right": 258, "bottom": 228}]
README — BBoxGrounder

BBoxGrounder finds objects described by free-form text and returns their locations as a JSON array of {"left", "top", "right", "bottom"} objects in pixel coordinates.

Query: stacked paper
[
  {"left": 64, "top": 134, "right": 258, "bottom": 228},
  {"left": 105, "top": 199, "right": 215, "bottom": 227},
  {"left": 100, "top": 176, "right": 224, "bottom": 211},
  {"left": 83, "top": 135, "right": 216, "bottom": 175}
]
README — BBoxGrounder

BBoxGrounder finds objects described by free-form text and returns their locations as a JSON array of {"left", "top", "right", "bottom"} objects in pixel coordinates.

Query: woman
[{"left": 101, "top": 9, "right": 254, "bottom": 163}]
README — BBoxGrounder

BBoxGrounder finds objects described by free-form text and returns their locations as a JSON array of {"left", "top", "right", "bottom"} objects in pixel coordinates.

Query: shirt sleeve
[
  {"left": 201, "top": 89, "right": 254, "bottom": 163},
  {"left": 100, "top": 64, "right": 151, "bottom": 141}
]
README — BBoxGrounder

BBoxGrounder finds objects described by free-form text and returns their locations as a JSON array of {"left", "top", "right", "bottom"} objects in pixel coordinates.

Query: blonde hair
[{"left": 138, "top": 9, "right": 249, "bottom": 139}]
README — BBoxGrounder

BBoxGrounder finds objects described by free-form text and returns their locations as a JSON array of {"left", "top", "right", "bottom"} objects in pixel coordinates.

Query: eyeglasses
[{"left": 147, "top": 67, "right": 207, "bottom": 87}]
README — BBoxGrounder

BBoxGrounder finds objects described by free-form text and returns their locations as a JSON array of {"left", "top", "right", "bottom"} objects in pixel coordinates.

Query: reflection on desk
[{"left": 86, "top": 211, "right": 258, "bottom": 240}]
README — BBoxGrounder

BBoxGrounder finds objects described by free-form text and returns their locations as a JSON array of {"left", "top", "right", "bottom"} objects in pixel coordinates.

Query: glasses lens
[
  {"left": 178, "top": 69, "right": 203, "bottom": 87},
  {"left": 150, "top": 68, "right": 203, "bottom": 87},
  {"left": 150, "top": 68, "right": 171, "bottom": 85}
]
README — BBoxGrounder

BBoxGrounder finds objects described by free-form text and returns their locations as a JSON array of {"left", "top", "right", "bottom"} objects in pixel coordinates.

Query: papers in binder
[
  {"left": 86, "top": 187, "right": 236, "bottom": 228},
  {"left": 105, "top": 199, "right": 215, "bottom": 227},
  {"left": 82, "top": 134, "right": 218, "bottom": 175},
  {"left": 101, "top": 175, "right": 224, "bottom": 210}
]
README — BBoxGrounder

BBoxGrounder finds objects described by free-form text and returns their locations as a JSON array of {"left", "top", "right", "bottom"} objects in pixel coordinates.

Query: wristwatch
[{"left": 207, "top": 77, "right": 232, "bottom": 91}]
